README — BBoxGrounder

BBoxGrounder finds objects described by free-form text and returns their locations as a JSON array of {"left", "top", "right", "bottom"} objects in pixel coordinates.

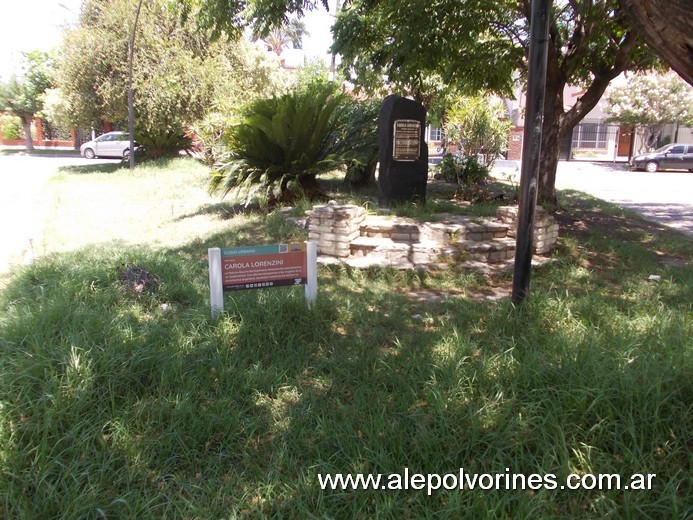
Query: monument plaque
[
  {"left": 393, "top": 120, "right": 421, "bottom": 161},
  {"left": 378, "top": 95, "right": 428, "bottom": 205}
]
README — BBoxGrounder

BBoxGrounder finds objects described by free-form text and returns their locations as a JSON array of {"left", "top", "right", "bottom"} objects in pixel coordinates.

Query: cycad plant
[{"left": 210, "top": 85, "right": 374, "bottom": 206}]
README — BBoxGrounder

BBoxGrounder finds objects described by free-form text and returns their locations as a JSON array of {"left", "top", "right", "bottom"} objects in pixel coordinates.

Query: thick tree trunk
[
  {"left": 536, "top": 30, "right": 565, "bottom": 207},
  {"left": 21, "top": 117, "right": 34, "bottom": 151},
  {"left": 620, "top": 0, "right": 693, "bottom": 86},
  {"left": 538, "top": 90, "right": 563, "bottom": 207}
]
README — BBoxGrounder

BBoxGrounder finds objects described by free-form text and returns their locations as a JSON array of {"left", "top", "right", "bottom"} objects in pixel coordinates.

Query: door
[
  {"left": 660, "top": 145, "right": 686, "bottom": 170},
  {"left": 95, "top": 134, "right": 116, "bottom": 156},
  {"left": 616, "top": 127, "right": 633, "bottom": 157},
  {"left": 683, "top": 145, "right": 693, "bottom": 170}
]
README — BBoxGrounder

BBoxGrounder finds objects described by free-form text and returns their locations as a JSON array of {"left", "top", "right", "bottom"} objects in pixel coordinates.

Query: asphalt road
[{"left": 494, "top": 160, "right": 693, "bottom": 237}]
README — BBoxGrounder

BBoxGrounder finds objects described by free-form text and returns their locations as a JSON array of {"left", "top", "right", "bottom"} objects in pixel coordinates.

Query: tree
[
  {"left": 56, "top": 0, "right": 287, "bottom": 157},
  {"left": 605, "top": 72, "right": 693, "bottom": 152},
  {"left": 444, "top": 96, "right": 510, "bottom": 167},
  {"left": 331, "top": 0, "right": 660, "bottom": 205},
  {"left": 0, "top": 51, "right": 54, "bottom": 151},
  {"left": 254, "top": 19, "right": 308, "bottom": 55},
  {"left": 619, "top": 0, "right": 693, "bottom": 86}
]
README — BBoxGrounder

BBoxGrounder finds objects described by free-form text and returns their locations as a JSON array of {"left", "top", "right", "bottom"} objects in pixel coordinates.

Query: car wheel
[
  {"left": 83, "top": 148, "right": 95, "bottom": 159},
  {"left": 645, "top": 161, "right": 658, "bottom": 173},
  {"left": 123, "top": 149, "right": 130, "bottom": 159}
]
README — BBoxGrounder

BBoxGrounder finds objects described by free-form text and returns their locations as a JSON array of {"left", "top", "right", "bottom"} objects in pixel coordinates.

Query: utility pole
[
  {"left": 511, "top": 0, "right": 550, "bottom": 305},
  {"left": 128, "top": 0, "right": 144, "bottom": 171}
]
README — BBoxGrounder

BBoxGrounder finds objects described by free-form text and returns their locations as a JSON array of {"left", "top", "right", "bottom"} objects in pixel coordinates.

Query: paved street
[
  {"left": 495, "top": 160, "right": 693, "bottom": 237},
  {"left": 0, "top": 153, "right": 116, "bottom": 276}
]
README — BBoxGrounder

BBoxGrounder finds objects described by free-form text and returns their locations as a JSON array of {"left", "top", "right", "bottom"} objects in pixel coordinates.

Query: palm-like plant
[{"left": 210, "top": 85, "right": 375, "bottom": 206}]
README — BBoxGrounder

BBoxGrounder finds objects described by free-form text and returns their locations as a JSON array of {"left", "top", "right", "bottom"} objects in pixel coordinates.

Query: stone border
[{"left": 305, "top": 203, "right": 559, "bottom": 269}]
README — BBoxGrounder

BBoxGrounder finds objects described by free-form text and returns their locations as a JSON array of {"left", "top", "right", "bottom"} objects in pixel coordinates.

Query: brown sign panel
[
  {"left": 221, "top": 243, "right": 307, "bottom": 291},
  {"left": 392, "top": 119, "right": 421, "bottom": 161}
]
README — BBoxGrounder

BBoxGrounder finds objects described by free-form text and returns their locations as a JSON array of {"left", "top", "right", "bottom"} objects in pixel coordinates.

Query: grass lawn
[
  {"left": 0, "top": 148, "right": 80, "bottom": 157},
  {"left": 0, "top": 158, "right": 691, "bottom": 518}
]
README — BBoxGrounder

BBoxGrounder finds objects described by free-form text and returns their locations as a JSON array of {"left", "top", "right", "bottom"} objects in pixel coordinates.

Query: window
[
  {"left": 572, "top": 123, "right": 608, "bottom": 149},
  {"left": 669, "top": 145, "right": 685, "bottom": 154},
  {"left": 428, "top": 126, "right": 445, "bottom": 142}
]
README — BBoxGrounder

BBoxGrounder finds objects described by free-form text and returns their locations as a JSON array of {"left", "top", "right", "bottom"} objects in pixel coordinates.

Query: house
[{"left": 426, "top": 75, "right": 693, "bottom": 162}]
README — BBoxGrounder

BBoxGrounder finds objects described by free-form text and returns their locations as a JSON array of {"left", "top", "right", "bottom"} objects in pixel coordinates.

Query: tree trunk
[
  {"left": 21, "top": 117, "right": 34, "bottom": 151},
  {"left": 536, "top": 34, "right": 565, "bottom": 207},
  {"left": 538, "top": 94, "right": 562, "bottom": 207},
  {"left": 620, "top": 0, "right": 693, "bottom": 86}
]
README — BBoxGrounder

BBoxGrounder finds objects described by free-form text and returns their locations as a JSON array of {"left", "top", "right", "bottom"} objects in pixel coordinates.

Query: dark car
[{"left": 631, "top": 144, "right": 693, "bottom": 172}]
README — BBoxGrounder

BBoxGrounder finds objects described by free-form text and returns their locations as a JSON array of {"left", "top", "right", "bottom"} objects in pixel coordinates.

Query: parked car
[
  {"left": 630, "top": 143, "right": 693, "bottom": 172},
  {"left": 80, "top": 131, "right": 136, "bottom": 159}
]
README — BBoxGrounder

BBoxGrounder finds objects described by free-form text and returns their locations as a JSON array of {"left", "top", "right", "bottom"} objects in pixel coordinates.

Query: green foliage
[
  {"left": 0, "top": 51, "right": 54, "bottom": 149},
  {"left": 0, "top": 114, "right": 22, "bottom": 140},
  {"left": 57, "top": 0, "right": 287, "bottom": 156},
  {"left": 444, "top": 96, "right": 510, "bottom": 167},
  {"left": 605, "top": 71, "right": 693, "bottom": 151},
  {"left": 340, "top": 98, "right": 380, "bottom": 188},
  {"left": 209, "top": 85, "right": 373, "bottom": 206},
  {"left": 435, "top": 153, "right": 491, "bottom": 202},
  {"left": 291, "top": 59, "right": 337, "bottom": 96},
  {"left": 177, "top": 0, "right": 328, "bottom": 41},
  {"left": 135, "top": 129, "right": 193, "bottom": 159},
  {"left": 332, "top": 0, "right": 520, "bottom": 104},
  {"left": 0, "top": 51, "right": 54, "bottom": 120}
]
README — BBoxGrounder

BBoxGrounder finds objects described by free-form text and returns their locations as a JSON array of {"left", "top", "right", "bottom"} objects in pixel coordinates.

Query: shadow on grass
[
  {"left": 175, "top": 201, "right": 262, "bottom": 221},
  {"left": 0, "top": 212, "right": 691, "bottom": 518},
  {"left": 57, "top": 162, "right": 124, "bottom": 175}
]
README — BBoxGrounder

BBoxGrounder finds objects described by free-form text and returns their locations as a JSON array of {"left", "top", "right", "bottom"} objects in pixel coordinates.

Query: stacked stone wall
[
  {"left": 496, "top": 206, "right": 559, "bottom": 254},
  {"left": 306, "top": 204, "right": 366, "bottom": 258}
]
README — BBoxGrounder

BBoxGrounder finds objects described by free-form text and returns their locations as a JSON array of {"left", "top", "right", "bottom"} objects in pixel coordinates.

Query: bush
[
  {"left": 340, "top": 99, "right": 380, "bottom": 187},
  {"left": 135, "top": 129, "right": 192, "bottom": 160},
  {"left": 1, "top": 114, "right": 22, "bottom": 140},
  {"left": 209, "top": 84, "right": 376, "bottom": 206},
  {"left": 444, "top": 96, "right": 510, "bottom": 167},
  {"left": 435, "top": 153, "right": 491, "bottom": 202}
]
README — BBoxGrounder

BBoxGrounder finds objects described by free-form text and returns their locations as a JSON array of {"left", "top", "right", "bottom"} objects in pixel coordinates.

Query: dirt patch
[{"left": 117, "top": 263, "right": 161, "bottom": 296}]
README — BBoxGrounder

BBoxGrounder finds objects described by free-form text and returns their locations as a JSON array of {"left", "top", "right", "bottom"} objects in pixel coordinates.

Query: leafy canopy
[
  {"left": 605, "top": 72, "right": 693, "bottom": 128},
  {"left": 0, "top": 51, "right": 54, "bottom": 121},
  {"left": 57, "top": 0, "right": 287, "bottom": 156}
]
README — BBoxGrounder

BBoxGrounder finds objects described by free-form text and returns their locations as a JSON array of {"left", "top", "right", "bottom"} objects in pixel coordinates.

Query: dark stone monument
[{"left": 378, "top": 95, "right": 428, "bottom": 205}]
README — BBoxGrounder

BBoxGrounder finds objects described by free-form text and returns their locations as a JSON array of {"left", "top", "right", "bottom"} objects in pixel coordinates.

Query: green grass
[
  {"left": 0, "top": 148, "right": 80, "bottom": 157},
  {"left": 0, "top": 159, "right": 691, "bottom": 518}
]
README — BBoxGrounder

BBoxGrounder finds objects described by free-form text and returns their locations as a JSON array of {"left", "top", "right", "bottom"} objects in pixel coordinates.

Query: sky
[
  {"left": 0, "top": 0, "right": 82, "bottom": 80},
  {"left": 0, "top": 0, "right": 336, "bottom": 81}
]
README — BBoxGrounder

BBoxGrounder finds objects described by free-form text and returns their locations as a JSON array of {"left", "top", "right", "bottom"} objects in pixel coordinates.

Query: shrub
[
  {"left": 1, "top": 114, "right": 22, "bottom": 140},
  {"left": 135, "top": 129, "right": 192, "bottom": 160},
  {"left": 444, "top": 96, "right": 510, "bottom": 167},
  {"left": 435, "top": 153, "right": 491, "bottom": 202},
  {"left": 209, "top": 85, "right": 375, "bottom": 206},
  {"left": 340, "top": 99, "right": 380, "bottom": 187}
]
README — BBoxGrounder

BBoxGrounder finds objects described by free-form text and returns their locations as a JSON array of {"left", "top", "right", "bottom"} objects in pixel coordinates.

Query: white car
[{"left": 80, "top": 131, "right": 136, "bottom": 159}]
